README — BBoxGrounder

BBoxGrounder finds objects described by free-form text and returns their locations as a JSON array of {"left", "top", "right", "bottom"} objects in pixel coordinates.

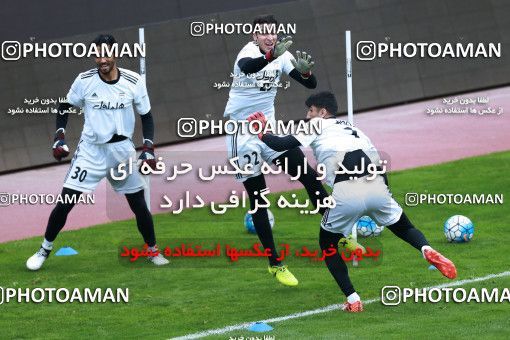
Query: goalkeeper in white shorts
[
  {"left": 26, "top": 34, "right": 169, "bottom": 271},
  {"left": 224, "top": 15, "right": 329, "bottom": 287},
  {"left": 248, "top": 91, "right": 457, "bottom": 312}
]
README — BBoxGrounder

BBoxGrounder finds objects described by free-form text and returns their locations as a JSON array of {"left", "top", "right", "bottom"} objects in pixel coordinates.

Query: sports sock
[
  {"left": 421, "top": 245, "right": 433, "bottom": 258},
  {"left": 386, "top": 212, "right": 429, "bottom": 251},
  {"left": 42, "top": 239, "right": 53, "bottom": 250},
  {"left": 125, "top": 190, "right": 156, "bottom": 247},
  {"left": 243, "top": 175, "right": 280, "bottom": 266},
  {"left": 319, "top": 227, "right": 356, "bottom": 297},
  {"left": 347, "top": 292, "right": 361, "bottom": 303}
]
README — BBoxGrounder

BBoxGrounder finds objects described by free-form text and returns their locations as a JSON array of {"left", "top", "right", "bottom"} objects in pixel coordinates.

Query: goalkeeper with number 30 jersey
[
  {"left": 223, "top": 14, "right": 329, "bottom": 287},
  {"left": 25, "top": 34, "right": 169, "bottom": 272}
]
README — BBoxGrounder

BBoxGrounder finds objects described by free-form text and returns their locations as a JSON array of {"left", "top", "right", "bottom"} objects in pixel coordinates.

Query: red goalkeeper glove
[
  {"left": 247, "top": 111, "right": 268, "bottom": 140},
  {"left": 138, "top": 139, "right": 157, "bottom": 173},
  {"left": 52, "top": 128, "right": 70, "bottom": 161}
]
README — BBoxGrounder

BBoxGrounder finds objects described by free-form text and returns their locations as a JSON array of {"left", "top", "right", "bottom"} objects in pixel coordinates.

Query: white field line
[{"left": 171, "top": 270, "right": 510, "bottom": 339}]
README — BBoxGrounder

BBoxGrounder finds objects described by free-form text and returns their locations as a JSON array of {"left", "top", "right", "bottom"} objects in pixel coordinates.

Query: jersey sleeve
[
  {"left": 293, "top": 118, "right": 320, "bottom": 147},
  {"left": 134, "top": 77, "right": 151, "bottom": 115},
  {"left": 66, "top": 75, "right": 84, "bottom": 107},
  {"left": 235, "top": 42, "right": 259, "bottom": 63},
  {"left": 281, "top": 51, "right": 295, "bottom": 75}
]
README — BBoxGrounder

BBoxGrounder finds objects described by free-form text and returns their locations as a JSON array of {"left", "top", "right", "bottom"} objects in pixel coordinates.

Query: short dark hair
[
  {"left": 252, "top": 14, "right": 277, "bottom": 28},
  {"left": 92, "top": 34, "right": 117, "bottom": 46},
  {"left": 305, "top": 91, "right": 338, "bottom": 115}
]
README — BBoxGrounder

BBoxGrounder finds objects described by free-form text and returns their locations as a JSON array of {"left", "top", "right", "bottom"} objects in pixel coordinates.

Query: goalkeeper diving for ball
[{"left": 247, "top": 91, "right": 457, "bottom": 312}]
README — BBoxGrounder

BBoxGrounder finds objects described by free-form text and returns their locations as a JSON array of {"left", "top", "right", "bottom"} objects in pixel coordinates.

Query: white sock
[
  {"left": 42, "top": 239, "right": 53, "bottom": 250},
  {"left": 421, "top": 245, "right": 432, "bottom": 258},
  {"left": 347, "top": 292, "right": 361, "bottom": 304},
  {"left": 148, "top": 245, "right": 158, "bottom": 253}
]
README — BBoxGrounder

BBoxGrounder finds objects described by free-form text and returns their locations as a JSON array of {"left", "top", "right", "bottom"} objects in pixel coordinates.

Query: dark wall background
[
  {"left": 0, "top": 0, "right": 297, "bottom": 42},
  {"left": 1, "top": 0, "right": 509, "bottom": 172}
]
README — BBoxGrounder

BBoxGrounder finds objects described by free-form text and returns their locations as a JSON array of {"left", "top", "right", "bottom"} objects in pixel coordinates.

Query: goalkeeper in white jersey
[
  {"left": 224, "top": 15, "right": 329, "bottom": 287},
  {"left": 249, "top": 91, "right": 457, "bottom": 312},
  {"left": 26, "top": 34, "right": 169, "bottom": 271}
]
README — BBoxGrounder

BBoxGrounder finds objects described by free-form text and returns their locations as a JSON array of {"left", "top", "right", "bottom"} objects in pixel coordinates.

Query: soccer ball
[
  {"left": 244, "top": 210, "right": 274, "bottom": 234},
  {"left": 444, "top": 215, "right": 474, "bottom": 242},
  {"left": 356, "top": 216, "right": 384, "bottom": 237}
]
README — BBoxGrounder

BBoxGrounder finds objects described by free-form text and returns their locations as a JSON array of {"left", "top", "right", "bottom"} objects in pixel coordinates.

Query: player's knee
[
  {"left": 125, "top": 190, "right": 149, "bottom": 215},
  {"left": 297, "top": 166, "right": 319, "bottom": 185},
  {"left": 55, "top": 187, "right": 81, "bottom": 214},
  {"left": 319, "top": 227, "right": 341, "bottom": 250},
  {"left": 132, "top": 203, "right": 150, "bottom": 217},
  {"left": 387, "top": 212, "right": 414, "bottom": 232},
  {"left": 53, "top": 201, "right": 74, "bottom": 216},
  {"left": 242, "top": 175, "right": 268, "bottom": 211}
]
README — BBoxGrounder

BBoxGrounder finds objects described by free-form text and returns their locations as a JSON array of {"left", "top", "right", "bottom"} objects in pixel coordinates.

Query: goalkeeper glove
[
  {"left": 52, "top": 128, "right": 70, "bottom": 161},
  {"left": 247, "top": 112, "right": 268, "bottom": 140},
  {"left": 291, "top": 50, "right": 315, "bottom": 78},
  {"left": 265, "top": 36, "right": 293, "bottom": 61},
  {"left": 138, "top": 139, "right": 157, "bottom": 173}
]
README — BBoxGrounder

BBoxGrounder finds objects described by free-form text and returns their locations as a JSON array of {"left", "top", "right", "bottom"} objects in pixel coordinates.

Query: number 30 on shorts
[{"left": 70, "top": 166, "right": 88, "bottom": 182}]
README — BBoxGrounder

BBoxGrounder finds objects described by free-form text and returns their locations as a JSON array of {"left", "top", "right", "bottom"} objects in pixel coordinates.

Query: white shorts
[
  {"left": 321, "top": 175, "right": 403, "bottom": 235},
  {"left": 63, "top": 139, "right": 145, "bottom": 194},
  {"left": 226, "top": 127, "right": 285, "bottom": 182}
]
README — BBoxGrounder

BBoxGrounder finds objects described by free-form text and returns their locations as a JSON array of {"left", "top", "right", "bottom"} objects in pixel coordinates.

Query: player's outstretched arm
[
  {"left": 289, "top": 69, "right": 317, "bottom": 89},
  {"left": 238, "top": 36, "right": 293, "bottom": 74},
  {"left": 238, "top": 57, "right": 269, "bottom": 74},
  {"left": 52, "top": 102, "right": 73, "bottom": 161},
  {"left": 138, "top": 112, "right": 157, "bottom": 171},
  {"left": 247, "top": 112, "right": 302, "bottom": 151},
  {"left": 289, "top": 50, "right": 317, "bottom": 88},
  {"left": 261, "top": 134, "right": 302, "bottom": 152},
  {"left": 291, "top": 51, "right": 315, "bottom": 78}
]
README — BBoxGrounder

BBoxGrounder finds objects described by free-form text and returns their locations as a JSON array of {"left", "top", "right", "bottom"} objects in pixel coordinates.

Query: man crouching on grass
[{"left": 247, "top": 91, "right": 457, "bottom": 312}]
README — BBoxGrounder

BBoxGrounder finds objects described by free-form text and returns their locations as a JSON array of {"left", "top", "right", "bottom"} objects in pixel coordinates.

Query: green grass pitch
[{"left": 0, "top": 151, "right": 509, "bottom": 339}]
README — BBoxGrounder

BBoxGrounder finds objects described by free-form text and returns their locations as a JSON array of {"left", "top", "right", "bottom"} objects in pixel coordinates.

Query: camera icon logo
[
  {"left": 190, "top": 22, "right": 206, "bottom": 37},
  {"left": 405, "top": 193, "right": 419, "bottom": 207},
  {"left": 356, "top": 41, "right": 376, "bottom": 61},
  {"left": 2, "top": 41, "right": 21, "bottom": 61},
  {"left": 381, "top": 286, "right": 401, "bottom": 306},
  {"left": 177, "top": 118, "right": 198, "bottom": 138},
  {"left": 0, "top": 192, "right": 11, "bottom": 207}
]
